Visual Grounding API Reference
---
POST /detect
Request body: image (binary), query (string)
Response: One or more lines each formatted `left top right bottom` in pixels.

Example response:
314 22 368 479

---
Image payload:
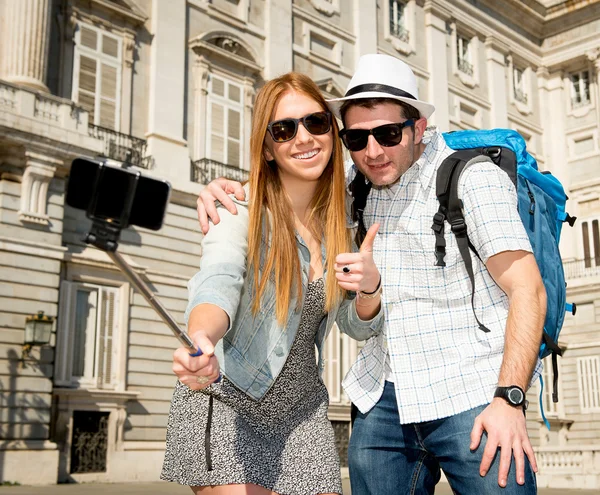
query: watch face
508 387 524 405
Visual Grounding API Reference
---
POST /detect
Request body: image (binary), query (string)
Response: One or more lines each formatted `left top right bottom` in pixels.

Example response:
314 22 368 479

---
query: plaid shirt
343 128 541 424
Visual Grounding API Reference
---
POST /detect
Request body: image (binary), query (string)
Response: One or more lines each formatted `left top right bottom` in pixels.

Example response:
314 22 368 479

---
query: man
196 54 545 494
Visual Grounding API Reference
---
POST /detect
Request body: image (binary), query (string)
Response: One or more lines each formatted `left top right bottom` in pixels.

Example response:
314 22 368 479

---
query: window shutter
73 24 121 129
102 34 119 58
97 288 119 389
74 288 99 381
99 63 117 129
227 109 241 166
577 356 600 412
211 102 225 162
81 26 98 50
77 55 97 120
541 361 558 417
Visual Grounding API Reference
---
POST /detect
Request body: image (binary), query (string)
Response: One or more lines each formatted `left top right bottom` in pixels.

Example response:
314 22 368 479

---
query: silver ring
196 375 210 385
343 265 351 274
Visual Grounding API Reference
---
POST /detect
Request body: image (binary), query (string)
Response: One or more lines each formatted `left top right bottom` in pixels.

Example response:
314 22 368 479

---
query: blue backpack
435 129 576 429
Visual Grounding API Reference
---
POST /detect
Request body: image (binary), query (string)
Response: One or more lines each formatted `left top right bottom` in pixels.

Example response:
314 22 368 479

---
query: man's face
343 102 426 186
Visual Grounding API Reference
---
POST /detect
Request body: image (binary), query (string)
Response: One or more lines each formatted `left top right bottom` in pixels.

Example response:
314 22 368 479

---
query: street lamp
22 311 54 360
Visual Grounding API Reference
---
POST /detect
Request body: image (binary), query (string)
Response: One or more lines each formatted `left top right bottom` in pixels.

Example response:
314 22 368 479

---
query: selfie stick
84 223 202 357
106 250 202 356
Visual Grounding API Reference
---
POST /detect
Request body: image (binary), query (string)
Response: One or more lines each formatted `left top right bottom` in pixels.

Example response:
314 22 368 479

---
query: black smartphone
66 158 171 231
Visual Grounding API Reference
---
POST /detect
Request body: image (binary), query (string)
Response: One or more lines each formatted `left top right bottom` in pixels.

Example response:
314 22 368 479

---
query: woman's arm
185 198 249 333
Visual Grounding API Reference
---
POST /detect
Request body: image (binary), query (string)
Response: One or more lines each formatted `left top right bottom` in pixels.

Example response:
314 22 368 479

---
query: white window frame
570 70 591 109
55 280 129 390
206 73 244 167
451 25 479 88
72 22 122 131
539 359 563 419
577 355 600 412
384 0 415 55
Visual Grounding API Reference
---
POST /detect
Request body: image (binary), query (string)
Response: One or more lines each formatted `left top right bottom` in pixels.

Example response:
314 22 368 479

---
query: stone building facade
0 0 599 489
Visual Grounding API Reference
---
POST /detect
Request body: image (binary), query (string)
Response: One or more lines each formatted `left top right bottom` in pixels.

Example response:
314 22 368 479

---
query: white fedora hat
327 54 435 120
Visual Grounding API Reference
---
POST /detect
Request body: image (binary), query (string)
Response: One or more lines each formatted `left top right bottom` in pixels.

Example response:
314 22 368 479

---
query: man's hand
172 333 221 390
470 398 538 488
334 223 381 293
197 178 246 234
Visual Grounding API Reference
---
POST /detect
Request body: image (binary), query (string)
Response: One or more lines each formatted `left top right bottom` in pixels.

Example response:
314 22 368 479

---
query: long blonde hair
248 72 350 325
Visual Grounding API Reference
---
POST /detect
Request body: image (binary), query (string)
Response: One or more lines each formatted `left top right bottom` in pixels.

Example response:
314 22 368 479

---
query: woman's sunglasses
267 111 332 143
340 119 415 152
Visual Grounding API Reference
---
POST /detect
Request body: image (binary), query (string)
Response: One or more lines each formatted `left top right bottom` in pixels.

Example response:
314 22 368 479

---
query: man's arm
470 249 545 488
197 178 246 233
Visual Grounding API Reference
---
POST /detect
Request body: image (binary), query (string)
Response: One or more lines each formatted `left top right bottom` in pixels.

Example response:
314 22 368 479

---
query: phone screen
91 165 136 226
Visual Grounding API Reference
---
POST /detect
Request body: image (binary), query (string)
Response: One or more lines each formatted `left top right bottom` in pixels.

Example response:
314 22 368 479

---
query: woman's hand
197 178 246 234
334 223 381 293
172 333 221 390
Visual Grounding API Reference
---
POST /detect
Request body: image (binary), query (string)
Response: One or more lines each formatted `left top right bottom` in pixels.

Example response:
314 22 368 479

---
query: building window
541 360 560 418
207 74 243 168
581 218 600 268
324 325 342 402
513 67 528 104
56 281 121 389
577 355 600 412
72 23 122 130
571 71 590 108
389 0 408 43
457 35 473 76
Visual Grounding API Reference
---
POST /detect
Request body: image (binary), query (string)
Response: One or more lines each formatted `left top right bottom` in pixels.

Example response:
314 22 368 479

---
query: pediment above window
316 77 345 99
68 0 147 28
190 33 262 76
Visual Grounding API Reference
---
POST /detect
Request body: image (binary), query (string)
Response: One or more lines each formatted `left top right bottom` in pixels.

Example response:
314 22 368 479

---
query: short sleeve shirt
342 128 541 424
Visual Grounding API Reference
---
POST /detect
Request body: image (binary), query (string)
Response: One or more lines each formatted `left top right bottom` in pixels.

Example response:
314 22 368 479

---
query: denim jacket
185 189 383 401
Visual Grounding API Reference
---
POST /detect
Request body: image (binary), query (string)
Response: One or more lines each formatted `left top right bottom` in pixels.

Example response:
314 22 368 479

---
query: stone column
485 37 509 128
264 0 292 78
0 0 52 92
146 0 190 189
424 0 451 130
353 0 377 58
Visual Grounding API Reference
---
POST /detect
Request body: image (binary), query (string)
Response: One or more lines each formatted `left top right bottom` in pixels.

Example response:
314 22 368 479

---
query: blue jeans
348 381 537 495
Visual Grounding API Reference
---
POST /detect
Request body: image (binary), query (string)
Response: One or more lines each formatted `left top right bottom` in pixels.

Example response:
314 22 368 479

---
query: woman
161 73 383 495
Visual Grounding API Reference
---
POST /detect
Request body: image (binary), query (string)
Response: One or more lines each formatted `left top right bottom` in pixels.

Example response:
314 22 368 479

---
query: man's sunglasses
340 119 415 152
267 111 332 143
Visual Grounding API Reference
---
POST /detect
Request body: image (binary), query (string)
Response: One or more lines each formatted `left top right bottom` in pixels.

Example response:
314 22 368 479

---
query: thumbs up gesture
335 223 381 293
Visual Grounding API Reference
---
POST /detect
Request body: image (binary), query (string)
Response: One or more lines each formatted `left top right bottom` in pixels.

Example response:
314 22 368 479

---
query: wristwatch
494 386 528 410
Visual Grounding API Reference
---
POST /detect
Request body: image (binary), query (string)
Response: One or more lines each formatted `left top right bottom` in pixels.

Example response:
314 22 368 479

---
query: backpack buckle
432 211 445 225
450 218 467 236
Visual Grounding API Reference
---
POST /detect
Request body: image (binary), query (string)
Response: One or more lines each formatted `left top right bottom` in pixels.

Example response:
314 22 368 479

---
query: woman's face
264 90 333 185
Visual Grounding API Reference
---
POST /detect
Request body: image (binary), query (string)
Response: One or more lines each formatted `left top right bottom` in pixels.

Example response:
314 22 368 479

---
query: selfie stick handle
106 250 202 356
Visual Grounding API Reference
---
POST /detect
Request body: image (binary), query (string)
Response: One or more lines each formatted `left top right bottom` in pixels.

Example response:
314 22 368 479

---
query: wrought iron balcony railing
458 58 474 77
192 158 249 184
390 23 410 43
563 259 600 279
514 88 528 105
571 97 591 109
89 124 152 169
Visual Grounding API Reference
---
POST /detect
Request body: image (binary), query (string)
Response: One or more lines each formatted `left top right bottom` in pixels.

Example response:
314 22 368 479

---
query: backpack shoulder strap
434 149 492 333
433 150 481 267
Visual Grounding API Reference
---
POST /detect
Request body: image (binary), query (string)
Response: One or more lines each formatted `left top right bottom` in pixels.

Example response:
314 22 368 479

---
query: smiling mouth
366 161 390 169
293 149 320 160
